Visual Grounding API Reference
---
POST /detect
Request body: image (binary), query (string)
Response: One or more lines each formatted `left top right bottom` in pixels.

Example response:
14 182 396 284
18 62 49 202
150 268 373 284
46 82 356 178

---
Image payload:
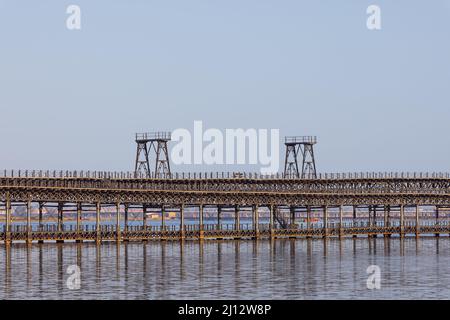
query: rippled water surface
1 237 450 299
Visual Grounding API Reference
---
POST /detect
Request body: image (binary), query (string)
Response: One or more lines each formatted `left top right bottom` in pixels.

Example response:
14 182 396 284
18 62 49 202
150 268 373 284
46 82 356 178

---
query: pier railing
1 170 450 180
3 220 450 243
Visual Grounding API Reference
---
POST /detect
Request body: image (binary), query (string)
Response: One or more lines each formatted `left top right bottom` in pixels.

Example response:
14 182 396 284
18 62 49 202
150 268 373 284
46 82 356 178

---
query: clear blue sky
0 0 449 173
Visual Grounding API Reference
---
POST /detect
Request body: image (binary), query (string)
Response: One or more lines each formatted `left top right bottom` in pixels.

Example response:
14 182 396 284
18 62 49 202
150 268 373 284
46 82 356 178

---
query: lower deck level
2 223 450 243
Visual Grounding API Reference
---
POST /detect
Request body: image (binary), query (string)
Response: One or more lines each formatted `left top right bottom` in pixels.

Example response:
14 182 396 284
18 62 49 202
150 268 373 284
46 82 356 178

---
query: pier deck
1 170 450 243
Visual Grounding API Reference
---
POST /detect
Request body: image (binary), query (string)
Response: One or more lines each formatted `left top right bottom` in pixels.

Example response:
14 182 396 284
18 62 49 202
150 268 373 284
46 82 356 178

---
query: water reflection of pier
0 237 447 299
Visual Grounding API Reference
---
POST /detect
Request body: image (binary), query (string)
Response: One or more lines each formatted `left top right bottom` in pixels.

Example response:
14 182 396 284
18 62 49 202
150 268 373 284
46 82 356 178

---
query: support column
400 204 404 238
352 206 357 238
96 202 101 243
323 205 328 238
436 206 439 225
37 202 44 244
116 202 121 242
38 202 43 231
217 205 221 230
57 202 63 232
435 206 440 237
269 204 274 238
199 204 204 240
370 205 376 238
306 205 311 236
161 205 165 230
385 205 391 238
5 195 11 244
76 203 81 233
76 202 82 243
26 199 31 244
180 204 185 240
415 204 420 238
252 205 255 228
383 205 388 238
235 205 240 231
373 205 377 227
387 205 391 226
124 204 129 234
254 205 259 238
143 204 147 231
339 204 343 238
290 206 295 227
56 202 64 243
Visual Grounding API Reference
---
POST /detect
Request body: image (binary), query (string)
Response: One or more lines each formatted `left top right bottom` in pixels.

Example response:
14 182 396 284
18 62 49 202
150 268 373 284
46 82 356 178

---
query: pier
1 170 450 244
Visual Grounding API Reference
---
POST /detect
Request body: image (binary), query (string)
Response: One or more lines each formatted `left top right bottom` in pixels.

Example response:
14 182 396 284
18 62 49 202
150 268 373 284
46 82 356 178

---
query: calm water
1 237 450 299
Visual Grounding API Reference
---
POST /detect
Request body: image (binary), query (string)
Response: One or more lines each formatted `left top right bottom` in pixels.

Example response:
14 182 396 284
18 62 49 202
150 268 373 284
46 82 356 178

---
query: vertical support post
372 205 377 238
269 204 274 238
199 204 204 239
415 204 420 238
435 205 440 237
290 206 295 227
217 205 221 230
26 199 31 244
161 205 165 230
37 202 44 244
57 202 63 232
400 204 404 238
252 205 255 228
383 205 388 238
96 202 101 243
368 205 372 227
5 194 11 244
75 202 82 243
323 205 328 238
373 205 377 226
436 206 439 225
142 204 147 230
387 205 391 226
76 203 81 233
235 205 240 231
254 205 259 238
124 204 129 233
116 202 121 242
180 204 185 240
384 205 391 238
306 205 311 235
55 203 64 243
339 204 343 238
38 202 43 231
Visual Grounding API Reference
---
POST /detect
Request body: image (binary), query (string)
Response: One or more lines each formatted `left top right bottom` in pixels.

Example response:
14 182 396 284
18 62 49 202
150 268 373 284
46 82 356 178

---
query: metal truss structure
134 132 171 178
0 171 450 243
284 136 317 178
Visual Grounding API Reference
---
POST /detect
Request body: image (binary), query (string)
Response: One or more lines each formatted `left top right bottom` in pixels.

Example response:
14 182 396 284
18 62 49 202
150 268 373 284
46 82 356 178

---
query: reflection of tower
284 136 317 178
134 132 172 178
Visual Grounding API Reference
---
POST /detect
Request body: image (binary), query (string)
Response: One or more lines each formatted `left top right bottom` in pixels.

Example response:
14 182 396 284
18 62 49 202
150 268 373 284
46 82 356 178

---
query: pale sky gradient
0 1 449 173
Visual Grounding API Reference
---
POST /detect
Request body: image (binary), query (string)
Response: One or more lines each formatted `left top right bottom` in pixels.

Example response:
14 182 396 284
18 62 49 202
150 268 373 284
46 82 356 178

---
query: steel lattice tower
134 132 172 178
135 133 151 177
284 136 317 178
